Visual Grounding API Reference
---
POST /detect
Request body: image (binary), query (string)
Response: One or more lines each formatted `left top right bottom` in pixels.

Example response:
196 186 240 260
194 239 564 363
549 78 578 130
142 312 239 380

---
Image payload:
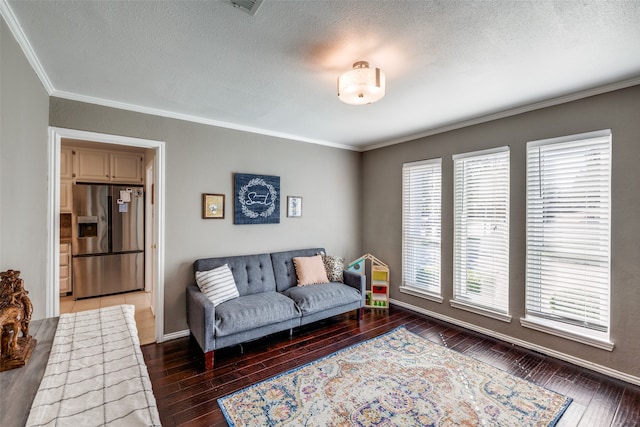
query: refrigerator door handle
107 194 113 253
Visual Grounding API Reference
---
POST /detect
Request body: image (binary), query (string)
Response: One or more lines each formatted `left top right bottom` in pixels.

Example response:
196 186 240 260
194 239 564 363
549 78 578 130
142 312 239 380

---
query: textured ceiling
3 0 640 150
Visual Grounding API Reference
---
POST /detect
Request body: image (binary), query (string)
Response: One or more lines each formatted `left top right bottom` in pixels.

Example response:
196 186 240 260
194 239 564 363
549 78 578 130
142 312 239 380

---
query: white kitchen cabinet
60 147 74 212
73 148 143 184
110 152 144 184
60 242 72 294
60 180 73 213
73 148 110 182
60 147 74 180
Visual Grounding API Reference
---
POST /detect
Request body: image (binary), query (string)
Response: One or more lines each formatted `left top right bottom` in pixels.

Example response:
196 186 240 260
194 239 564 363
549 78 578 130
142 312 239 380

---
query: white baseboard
390 298 640 387
162 329 190 343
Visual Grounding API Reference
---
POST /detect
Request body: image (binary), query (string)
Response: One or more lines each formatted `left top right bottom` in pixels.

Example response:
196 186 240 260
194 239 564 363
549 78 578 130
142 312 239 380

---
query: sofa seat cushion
283 282 361 315
214 291 301 337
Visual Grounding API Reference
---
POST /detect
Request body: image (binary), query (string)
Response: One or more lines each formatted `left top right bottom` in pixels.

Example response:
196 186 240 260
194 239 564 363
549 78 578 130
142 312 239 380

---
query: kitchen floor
60 291 155 345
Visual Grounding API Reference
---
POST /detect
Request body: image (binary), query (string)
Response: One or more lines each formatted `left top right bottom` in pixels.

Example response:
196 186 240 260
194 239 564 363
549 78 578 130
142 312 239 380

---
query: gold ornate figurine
0 269 36 371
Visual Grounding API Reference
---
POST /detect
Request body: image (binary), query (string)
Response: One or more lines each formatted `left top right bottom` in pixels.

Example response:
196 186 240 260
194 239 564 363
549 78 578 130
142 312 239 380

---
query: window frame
451 146 511 322
401 158 443 302
521 129 613 350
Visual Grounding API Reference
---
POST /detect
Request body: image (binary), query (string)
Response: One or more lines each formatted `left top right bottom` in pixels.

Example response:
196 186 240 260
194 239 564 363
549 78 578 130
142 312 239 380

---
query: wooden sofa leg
357 307 364 320
205 350 214 370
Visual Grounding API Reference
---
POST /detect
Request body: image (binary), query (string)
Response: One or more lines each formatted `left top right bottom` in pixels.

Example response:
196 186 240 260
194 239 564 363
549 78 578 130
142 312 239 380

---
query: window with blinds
402 159 442 297
452 147 510 319
524 130 611 344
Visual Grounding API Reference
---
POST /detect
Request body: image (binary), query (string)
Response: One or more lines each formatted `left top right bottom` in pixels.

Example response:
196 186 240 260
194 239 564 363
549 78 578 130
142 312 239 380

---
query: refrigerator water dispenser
77 216 98 238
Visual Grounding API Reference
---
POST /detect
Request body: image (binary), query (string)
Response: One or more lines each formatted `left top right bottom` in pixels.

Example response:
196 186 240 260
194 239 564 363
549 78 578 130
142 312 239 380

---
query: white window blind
402 159 441 296
525 131 611 340
453 147 510 316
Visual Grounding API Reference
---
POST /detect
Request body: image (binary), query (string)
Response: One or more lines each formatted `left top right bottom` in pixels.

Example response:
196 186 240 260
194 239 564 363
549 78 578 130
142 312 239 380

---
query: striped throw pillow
195 264 239 307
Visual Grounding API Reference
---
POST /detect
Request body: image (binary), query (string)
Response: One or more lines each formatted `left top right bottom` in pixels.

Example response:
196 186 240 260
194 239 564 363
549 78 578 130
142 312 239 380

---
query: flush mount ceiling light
337 61 386 105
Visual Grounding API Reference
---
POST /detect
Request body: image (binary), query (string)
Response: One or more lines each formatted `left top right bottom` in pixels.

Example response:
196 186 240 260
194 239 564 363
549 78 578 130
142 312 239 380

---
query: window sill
399 286 443 303
449 299 512 323
520 317 614 351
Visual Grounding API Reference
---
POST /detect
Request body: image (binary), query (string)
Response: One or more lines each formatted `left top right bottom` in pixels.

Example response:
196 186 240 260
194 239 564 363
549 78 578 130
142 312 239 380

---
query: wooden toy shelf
348 254 390 309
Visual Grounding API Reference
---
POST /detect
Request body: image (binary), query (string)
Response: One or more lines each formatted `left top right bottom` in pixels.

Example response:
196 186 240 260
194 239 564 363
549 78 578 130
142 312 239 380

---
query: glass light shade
338 61 386 105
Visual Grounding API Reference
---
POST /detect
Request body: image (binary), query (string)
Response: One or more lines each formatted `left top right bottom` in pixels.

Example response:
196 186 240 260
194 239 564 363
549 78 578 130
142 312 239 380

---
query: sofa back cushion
271 248 325 292
194 253 276 296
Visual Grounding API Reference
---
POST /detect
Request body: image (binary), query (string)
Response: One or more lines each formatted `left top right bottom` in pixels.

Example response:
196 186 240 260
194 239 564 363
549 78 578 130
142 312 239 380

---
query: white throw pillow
195 264 240 307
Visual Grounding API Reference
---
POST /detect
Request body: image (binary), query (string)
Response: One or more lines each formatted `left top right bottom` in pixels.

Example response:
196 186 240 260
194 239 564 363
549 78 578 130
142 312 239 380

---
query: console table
0 318 59 427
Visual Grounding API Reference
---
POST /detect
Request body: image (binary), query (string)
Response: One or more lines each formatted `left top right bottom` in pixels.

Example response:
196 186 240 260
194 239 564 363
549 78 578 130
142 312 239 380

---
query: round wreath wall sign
234 173 280 224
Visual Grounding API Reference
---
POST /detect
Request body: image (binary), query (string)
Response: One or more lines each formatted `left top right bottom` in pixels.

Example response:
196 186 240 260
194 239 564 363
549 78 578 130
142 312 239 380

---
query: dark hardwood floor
142 306 640 427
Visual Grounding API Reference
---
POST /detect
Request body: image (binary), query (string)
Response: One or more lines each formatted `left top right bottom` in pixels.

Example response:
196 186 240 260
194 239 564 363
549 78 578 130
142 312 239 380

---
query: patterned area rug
219 326 571 427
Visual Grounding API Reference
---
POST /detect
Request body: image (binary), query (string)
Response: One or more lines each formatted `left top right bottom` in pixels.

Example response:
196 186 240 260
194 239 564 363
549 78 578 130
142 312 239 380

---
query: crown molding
363 76 640 152
51 89 360 152
0 0 54 93
1 0 357 152
50 76 640 154
4 0 638 153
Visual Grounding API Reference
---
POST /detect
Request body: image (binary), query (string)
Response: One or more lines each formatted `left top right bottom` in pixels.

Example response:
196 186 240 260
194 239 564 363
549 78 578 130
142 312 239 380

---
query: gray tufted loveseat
186 248 365 369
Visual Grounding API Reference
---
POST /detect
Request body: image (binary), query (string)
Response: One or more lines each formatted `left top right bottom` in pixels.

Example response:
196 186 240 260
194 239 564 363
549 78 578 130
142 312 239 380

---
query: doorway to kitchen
60 290 155 345
47 127 165 343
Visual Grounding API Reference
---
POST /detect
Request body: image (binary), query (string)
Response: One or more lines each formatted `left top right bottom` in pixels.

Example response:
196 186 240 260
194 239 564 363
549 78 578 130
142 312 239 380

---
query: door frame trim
47 126 166 342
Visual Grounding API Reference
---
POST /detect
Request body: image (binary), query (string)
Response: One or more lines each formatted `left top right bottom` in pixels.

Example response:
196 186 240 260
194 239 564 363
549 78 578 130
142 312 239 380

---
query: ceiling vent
223 0 264 16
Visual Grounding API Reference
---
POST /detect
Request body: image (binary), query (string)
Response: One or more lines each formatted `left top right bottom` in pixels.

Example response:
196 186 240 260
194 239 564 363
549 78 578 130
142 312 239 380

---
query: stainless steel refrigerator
72 184 144 299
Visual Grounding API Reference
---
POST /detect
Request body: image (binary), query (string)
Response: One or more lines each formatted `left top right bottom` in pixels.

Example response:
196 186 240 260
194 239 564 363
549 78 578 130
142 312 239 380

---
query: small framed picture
287 196 302 218
203 193 225 219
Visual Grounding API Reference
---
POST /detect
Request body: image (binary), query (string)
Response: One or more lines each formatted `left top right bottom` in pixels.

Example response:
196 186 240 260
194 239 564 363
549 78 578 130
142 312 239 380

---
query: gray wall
362 85 640 379
49 98 362 334
5 7 639 380
0 19 50 320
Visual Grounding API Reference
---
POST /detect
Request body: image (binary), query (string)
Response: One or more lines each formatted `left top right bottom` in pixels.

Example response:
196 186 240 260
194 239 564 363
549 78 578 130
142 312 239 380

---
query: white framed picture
287 196 302 218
